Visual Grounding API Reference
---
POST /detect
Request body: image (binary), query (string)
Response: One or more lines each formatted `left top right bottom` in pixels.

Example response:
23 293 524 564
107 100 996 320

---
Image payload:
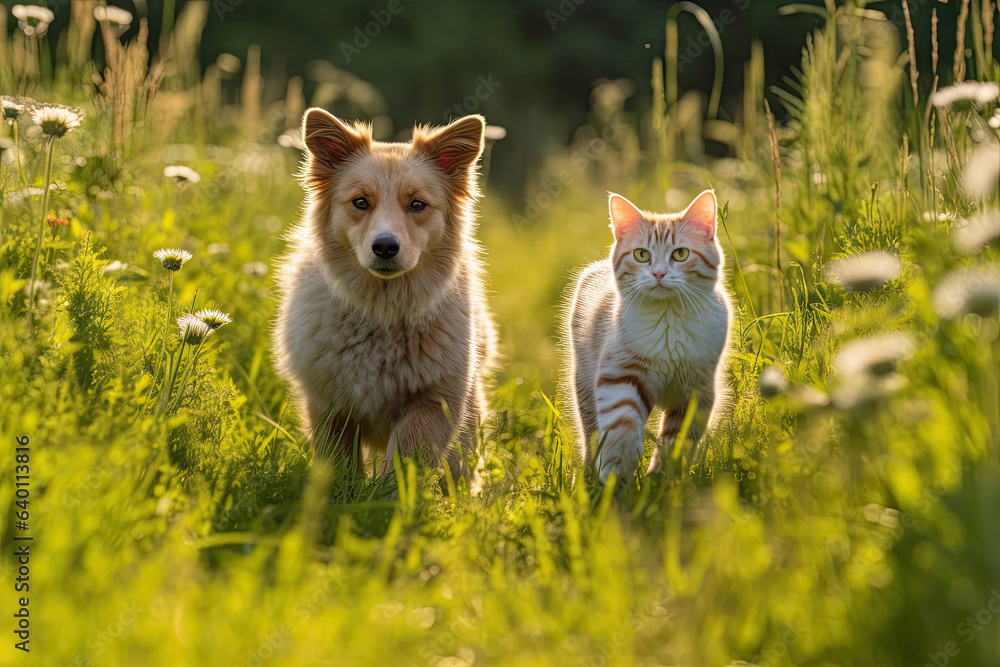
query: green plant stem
26 137 55 325
156 341 187 416
13 120 28 194
147 271 175 404
166 340 206 413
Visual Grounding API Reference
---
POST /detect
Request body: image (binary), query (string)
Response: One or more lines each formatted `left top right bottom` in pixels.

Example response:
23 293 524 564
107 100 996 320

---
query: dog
273 109 496 480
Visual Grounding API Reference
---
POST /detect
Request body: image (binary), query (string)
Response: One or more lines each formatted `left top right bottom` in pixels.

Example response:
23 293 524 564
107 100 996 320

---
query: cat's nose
372 235 400 259
652 268 667 281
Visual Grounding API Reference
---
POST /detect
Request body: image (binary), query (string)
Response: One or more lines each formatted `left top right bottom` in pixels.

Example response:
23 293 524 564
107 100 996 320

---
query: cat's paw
597 439 644 485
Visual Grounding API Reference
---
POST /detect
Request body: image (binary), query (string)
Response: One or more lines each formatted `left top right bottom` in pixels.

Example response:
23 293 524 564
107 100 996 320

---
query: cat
562 190 732 484
272 109 496 480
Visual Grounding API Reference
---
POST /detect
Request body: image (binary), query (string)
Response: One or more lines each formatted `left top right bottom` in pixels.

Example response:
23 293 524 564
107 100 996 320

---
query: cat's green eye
633 248 651 263
672 247 690 261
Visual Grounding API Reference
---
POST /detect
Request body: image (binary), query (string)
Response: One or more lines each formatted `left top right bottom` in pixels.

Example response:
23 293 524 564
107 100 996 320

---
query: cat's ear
302 108 371 172
413 115 486 179
682 190 718 239
608 193 644 240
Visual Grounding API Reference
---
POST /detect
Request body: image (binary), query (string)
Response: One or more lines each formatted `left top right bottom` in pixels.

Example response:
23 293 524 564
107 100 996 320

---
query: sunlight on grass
0 2 999 666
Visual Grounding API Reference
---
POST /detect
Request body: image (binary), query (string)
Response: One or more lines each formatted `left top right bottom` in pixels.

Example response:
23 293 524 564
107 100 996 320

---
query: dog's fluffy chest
327 311 468 414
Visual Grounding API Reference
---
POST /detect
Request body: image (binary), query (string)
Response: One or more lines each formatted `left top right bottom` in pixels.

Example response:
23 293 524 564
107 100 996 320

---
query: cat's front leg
647 389 714 475
593 373 652 484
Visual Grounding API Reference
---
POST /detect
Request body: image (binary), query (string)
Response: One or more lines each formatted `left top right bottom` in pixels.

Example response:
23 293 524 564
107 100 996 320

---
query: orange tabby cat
563 191 732 483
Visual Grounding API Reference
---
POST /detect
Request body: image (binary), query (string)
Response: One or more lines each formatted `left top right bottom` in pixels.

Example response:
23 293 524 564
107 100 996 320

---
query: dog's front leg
379 394 458 476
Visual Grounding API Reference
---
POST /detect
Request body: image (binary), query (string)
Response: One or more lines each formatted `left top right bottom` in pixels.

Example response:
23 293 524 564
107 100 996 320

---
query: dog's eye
352 197 369 210
409 199 427 212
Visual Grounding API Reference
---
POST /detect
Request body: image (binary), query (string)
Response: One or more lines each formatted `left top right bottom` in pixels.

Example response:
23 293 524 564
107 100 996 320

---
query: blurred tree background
8 0 980 201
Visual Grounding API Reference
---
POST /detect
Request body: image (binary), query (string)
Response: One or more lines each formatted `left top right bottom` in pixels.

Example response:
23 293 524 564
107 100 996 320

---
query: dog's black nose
372 235 400 259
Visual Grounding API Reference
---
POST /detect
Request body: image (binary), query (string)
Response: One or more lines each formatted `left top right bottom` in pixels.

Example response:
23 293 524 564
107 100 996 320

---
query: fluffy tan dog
273 110 496 477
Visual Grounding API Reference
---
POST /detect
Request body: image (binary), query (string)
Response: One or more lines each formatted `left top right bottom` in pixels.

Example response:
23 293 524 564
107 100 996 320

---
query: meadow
1 2 1000 665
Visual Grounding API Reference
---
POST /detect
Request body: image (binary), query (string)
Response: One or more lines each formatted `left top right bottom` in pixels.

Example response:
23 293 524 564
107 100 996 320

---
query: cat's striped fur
563 191 731 483
272 110 496 479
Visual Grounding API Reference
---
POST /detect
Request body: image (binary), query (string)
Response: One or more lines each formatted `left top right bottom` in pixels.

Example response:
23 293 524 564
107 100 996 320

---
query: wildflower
832 332 915 409
964 146 1000 197
93 5 132 33
207 242 230 256
931 81 1000 108
242 261 268 277
277 130 305 150
163 165 201 185
933 268 1000 319
30 104 84 139
825 251 901 291
12 5 54 36
835 332 915 379
177 314 213 345
991 110 1000 129
758 366 786 398
195 308 232 331
485 125 507 141
153 248 193 272
953 213 1000 255
1 97 24 125
46 215 68 226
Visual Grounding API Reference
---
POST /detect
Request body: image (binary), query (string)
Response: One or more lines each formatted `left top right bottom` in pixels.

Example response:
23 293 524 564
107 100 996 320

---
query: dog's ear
302 108 370 171
413 115 486 181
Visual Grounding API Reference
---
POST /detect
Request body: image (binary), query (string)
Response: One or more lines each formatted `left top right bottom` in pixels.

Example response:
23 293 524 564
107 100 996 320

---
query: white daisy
832 332 915 408
964 145 1000 197
195 308 232 331
931 81 1000 108
835 332 916 380
12 5 54 36
825 251 901 291
758 366 786 398
242 261 268 277
93 5 132 25
953 213 1000 255
153 248 193 272
30 104 84 139
933 268 1000 319
163 165 201 184
1 97 24 125
177 314 213 345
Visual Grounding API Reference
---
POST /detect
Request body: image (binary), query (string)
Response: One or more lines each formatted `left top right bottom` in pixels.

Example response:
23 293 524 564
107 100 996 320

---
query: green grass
2 3 1000 666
